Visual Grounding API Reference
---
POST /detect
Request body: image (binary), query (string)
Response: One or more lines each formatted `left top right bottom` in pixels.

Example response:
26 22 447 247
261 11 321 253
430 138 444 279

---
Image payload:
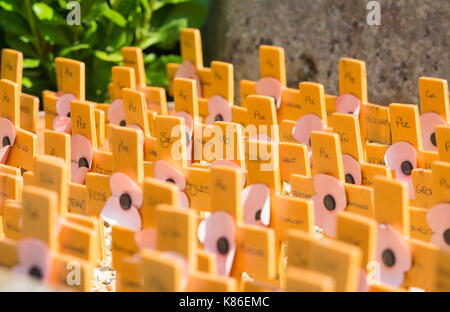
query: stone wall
202 0 449 106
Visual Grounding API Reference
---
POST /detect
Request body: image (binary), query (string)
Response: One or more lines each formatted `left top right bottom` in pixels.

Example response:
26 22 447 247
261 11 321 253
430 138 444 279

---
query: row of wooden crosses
0 28 448 292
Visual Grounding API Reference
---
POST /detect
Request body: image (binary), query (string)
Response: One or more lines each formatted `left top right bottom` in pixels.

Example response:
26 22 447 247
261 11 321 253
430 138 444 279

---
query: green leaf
33 2 54 21
22 76 33 89
94 50 123 63
4 35 37 58
139 0 151 15
19 35 32 43
1 0 212 103
157 17 188 50
153 0 191 11
0 0 25 19
24 68 44 79
42 10 67 25
22 69 55 100
161 54 183 64
109 0 121 10
140 18 187 50
59 44 90 57
147 54 182 87
83 2 109 23
104 25 131 50
83 21 98 45
0 0 15 11
165 1 209 29
149 2 173 28
117 0 139 17
37 22 71 45
103 9 127 27
23 59 40 69
129 10 142 29
193 0 212 8
57 0 68 9
143 53 157 64
87 58 113 102
0 11 29 36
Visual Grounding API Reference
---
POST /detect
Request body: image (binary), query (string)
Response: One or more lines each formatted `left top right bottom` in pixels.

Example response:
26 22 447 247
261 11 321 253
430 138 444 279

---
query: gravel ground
91 223 116 292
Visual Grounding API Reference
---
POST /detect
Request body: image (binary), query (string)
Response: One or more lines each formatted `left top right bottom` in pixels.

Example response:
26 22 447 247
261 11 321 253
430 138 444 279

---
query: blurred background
0 0 448 106
0 0 213 103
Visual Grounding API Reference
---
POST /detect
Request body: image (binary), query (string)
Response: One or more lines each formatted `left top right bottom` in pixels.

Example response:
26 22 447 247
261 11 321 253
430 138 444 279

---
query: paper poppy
135 228 157 250
0 117 16 164
12 238 52 282
255 77 282 109
242 184 270 226
107 99 126 127
154 160 189 209
385 141 417 199
174 60 202 98
420 112 446 152
53 93 76 134
53 116 71 134
311 174 347 237
335 94 361 116
210 159 246 187
342 154 362 185
198 211 236 276
70 134 93 185
205 95 233 124
376 224 412 287
292 114 324 152
426 203 450 250
100 172 143 231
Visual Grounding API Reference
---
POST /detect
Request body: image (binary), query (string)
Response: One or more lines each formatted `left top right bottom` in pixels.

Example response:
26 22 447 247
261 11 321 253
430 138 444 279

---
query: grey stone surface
202 0 450 106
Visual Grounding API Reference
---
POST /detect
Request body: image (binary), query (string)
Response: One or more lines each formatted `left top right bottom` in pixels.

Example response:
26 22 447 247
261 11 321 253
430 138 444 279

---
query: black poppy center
78 157 89 168
400 161 413 176
29 266 43 280
214 114 223 122
382 249 396 267
166 178 175 184
2 136 10 147
323 195 336 211
217 237 229 255
308 137 311 147
444 229 450 246
345 173 355 184
255 209 262 221
119 193 132 210
66 112 71 118
430 132 437 147
119 120 126 127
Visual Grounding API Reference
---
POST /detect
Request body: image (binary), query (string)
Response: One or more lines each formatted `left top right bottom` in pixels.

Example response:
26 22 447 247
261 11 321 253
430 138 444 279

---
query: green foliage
0 0 211 103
